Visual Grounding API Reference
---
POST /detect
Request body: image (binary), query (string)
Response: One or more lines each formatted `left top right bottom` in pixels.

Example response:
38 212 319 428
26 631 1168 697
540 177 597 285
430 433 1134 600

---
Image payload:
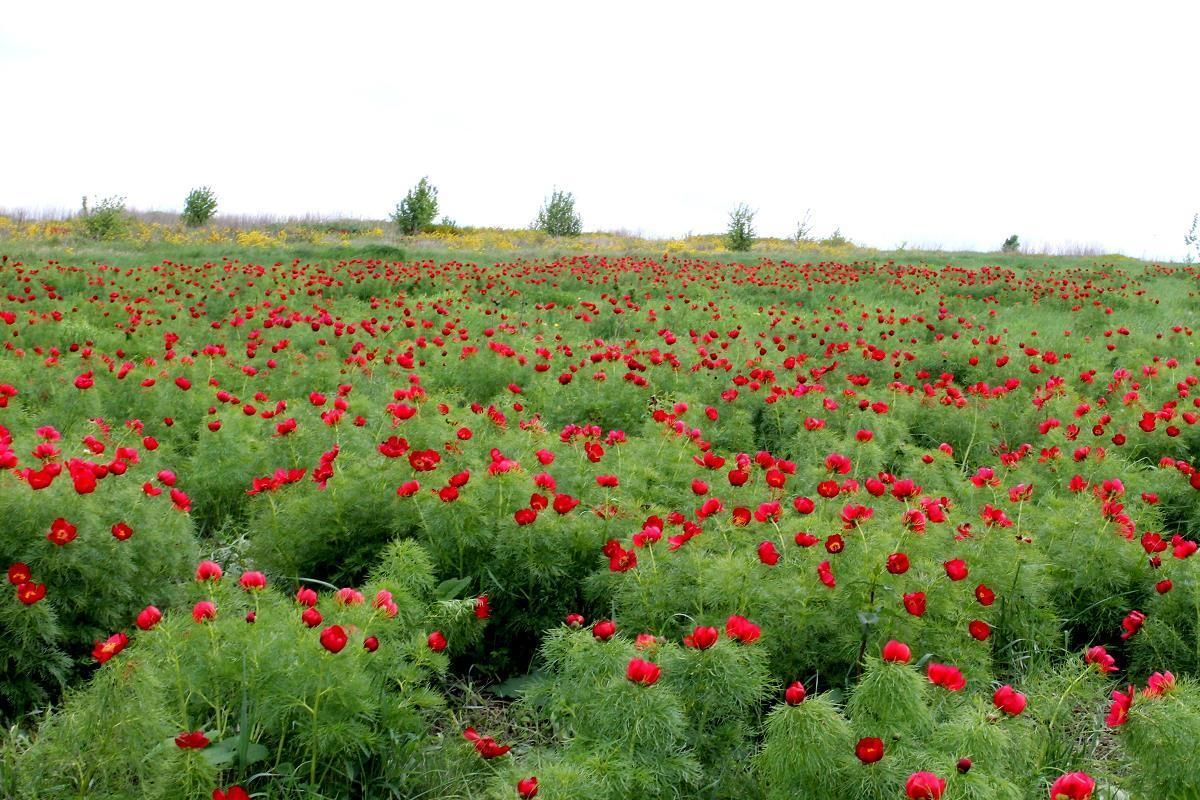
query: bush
79 195 129 240
533 189 582 236
181 187 218 227
391 177 440 235
1002 234 1020 253
727 203 755 251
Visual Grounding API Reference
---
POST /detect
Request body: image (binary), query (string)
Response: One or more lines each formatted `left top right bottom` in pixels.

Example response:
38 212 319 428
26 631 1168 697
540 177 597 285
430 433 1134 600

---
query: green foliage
1002 234 1020 253
726 203 755 251
391 177 440 235
181 187 218 227
14 541 483 800
533 189 582 237
79 195 129 240
1120 676 1200 798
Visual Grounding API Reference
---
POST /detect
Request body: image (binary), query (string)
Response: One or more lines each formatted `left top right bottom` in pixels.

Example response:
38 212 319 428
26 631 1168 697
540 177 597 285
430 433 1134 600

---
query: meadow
1 241 1199 800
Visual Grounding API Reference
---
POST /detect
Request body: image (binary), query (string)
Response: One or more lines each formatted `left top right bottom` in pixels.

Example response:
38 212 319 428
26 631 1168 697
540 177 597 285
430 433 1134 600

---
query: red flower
1143 671 1175 697
174 730 210 749
975 584 995 606
817 560 836 588
213 786 250 800
92 632 129 664
552 493 580 514
8 563 31 585
514 508 537 526
320 625 349 654
784 681 806 705
1106 686 1134 727
111 521 134 540
47 517 77 546
881 639 911 664
409 449 440 471
427 630 448 652
683 625 719 649
903 592 927 617
927 662 966 691
1085 645 1117 673
192 601 217 623
295 587 318 606
239 571 267 591
17 581 46 605
136 605 163 630
905 771 946 799
463 727 512 758
944 559 968 581
968 620 991 641
886 552 910 574
195 560 223 582
516 776 539 798
565 613 585 628
992 685 1027 715
1049 772 1095 800
725 614 761 644
363 635 379 652
593 620 616 641
302 607 323 628
757 540 780 565
855 736 885 764
475 594 491 619
1119 609 1145 640
626 657 662 686
824 534 844 553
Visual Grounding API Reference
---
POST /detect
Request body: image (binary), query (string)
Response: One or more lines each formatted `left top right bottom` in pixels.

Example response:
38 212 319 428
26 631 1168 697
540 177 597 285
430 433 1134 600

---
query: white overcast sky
2 1 1198 259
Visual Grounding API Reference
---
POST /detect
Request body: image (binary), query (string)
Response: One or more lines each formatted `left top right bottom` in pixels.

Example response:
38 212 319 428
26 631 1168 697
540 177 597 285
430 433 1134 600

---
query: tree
1001 234 1020 253
726 204 756 252
534 189 582 236
794 209 815 243
391 177 439 235
79 195 129 240
1185 213 1199 264
181 186 218 227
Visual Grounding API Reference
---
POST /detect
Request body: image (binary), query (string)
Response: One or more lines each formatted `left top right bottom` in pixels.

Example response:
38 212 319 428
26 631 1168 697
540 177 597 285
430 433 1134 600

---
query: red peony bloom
192 601 217 623
903 592 927 617
905 771 946 799
993 684 1027 715
683 625 719 650
302 607 323 628
92 632 129 664
944 559 968 581
1049 772 1095 800
136 605 163 630
195 560 223 582
363 635 379 652
516 776 539 798
1106 686 1134 727
626 657 662 686
975 583 996 606
463 727 511 759
213 786 250 800
1119 609 1145 640
757 540 781 565
8 563 31 585
239 571 267 591
474 594 490 619
886 552 910 574
427 630 448 652
927 663 966 691
725 614 761 644
47 517 77 546
1085 645 1117 673
174 730 210 749
968 620 991 641
784 681 806 705
881 639 911 664
111 521 134 541
565 613 585 628
17 581 46 605
295 587 318 606
1143 670 1175 697
855 736 885 764
320 624 348 653
593 620 616 641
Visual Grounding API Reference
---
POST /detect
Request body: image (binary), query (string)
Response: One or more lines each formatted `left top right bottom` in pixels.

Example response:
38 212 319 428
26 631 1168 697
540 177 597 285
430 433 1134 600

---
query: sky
2 0 1198 260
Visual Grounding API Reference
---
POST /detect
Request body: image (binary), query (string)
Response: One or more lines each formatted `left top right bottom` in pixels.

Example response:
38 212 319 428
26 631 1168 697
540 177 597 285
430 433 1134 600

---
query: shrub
79 195 129 240
181 187 218 227
391 177 440 235
1002 234 1020 253
726 203 755 251
533 189 582 237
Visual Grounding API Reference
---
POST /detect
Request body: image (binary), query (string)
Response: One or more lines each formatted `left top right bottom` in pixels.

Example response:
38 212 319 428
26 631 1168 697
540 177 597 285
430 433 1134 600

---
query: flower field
2 251 1200 799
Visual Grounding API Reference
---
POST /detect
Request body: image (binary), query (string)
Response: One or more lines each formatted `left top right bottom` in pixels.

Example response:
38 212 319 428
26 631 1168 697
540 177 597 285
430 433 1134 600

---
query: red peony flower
593 620 616 641
195 560 223 582
784 681 806 705
320 625 348 653
855 736 885 764
427 630 448 652
17 581 46 605
993 684 1027 715
1085 645 1117 673
881 639 911 663
683 625 719 650
302 607 323 628
7 563 31 585
757 540 781 565
725 614 761 644
47 517 77 546
975 584 996 606
1049 772 1095 800
213 785 250 800
626 657 662 686
1106 686 1134 727
463 727 511 758
968 620 991 641
903 592 927 617
192 601 217 623
927 662 966 691
136 605 163 630
944 559 968 581
516 776 539 798
92 632 129 664
905 771 946 799
1119 609 1145 640
886 552 910 574
111 521 134 540
175 730 210 749
239 571 267 591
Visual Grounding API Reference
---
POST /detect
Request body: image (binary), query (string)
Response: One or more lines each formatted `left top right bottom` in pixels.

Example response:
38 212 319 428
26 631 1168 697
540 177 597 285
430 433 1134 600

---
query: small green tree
726 203 755 251
391 177 440 235
534 189 583 236
181 186 218 227
79 195 129 240
1002 234 1020 253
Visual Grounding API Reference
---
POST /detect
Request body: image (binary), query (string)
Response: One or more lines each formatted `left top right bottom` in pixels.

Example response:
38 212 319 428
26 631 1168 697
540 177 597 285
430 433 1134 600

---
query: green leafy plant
79 195 129 240
181 187 218 227
533 189 582 237
391 177 440 235
726 203 755 251
1002 234 1021 253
